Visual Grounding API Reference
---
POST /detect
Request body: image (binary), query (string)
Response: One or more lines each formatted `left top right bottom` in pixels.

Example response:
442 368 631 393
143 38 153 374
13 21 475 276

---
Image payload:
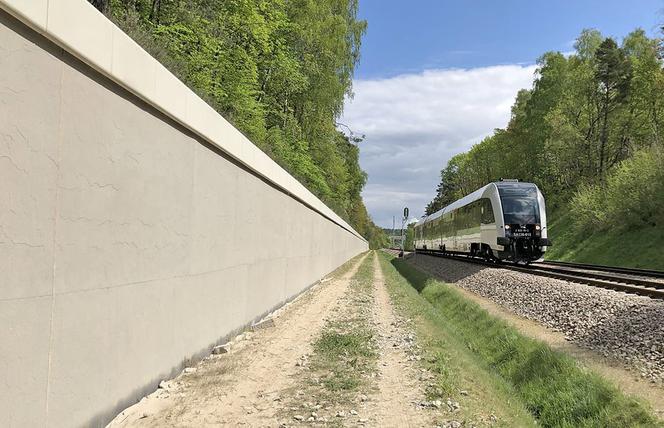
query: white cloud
341 65 537 227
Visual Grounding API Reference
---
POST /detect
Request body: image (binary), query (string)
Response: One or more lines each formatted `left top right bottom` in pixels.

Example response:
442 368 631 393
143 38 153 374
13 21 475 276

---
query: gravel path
407 254 664 384
370 254 433 427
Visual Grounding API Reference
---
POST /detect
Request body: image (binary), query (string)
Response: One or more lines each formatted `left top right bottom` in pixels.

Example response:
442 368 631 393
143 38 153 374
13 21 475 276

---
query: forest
425 28 664 267
88 0 388 248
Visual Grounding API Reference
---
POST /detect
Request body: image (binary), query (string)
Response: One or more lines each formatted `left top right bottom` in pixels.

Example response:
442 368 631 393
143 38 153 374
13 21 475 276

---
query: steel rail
537 260 664 279
414 249 664 300
525 263 664 289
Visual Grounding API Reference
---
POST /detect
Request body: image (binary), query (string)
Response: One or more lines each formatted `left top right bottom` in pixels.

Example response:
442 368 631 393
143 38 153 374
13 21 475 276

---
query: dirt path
369 254 433 427
108 251 445 427
108 253 368 427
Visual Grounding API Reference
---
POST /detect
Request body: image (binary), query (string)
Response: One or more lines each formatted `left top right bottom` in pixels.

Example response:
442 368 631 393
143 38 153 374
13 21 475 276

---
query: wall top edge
0 0 367 243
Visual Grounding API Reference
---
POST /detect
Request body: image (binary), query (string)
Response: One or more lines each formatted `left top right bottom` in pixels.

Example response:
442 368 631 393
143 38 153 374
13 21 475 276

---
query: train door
480 198 497 253
437 217 443 250
450 210 458 251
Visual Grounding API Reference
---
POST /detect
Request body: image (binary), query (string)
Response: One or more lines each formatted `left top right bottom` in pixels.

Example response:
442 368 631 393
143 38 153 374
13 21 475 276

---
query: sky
341 0 664 228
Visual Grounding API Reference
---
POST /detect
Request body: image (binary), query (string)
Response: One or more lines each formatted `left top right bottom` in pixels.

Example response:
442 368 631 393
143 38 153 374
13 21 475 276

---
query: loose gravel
407 254 664 384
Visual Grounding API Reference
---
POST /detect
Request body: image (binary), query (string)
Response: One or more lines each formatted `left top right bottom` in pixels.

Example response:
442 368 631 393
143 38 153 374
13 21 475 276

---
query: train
413 180 551 263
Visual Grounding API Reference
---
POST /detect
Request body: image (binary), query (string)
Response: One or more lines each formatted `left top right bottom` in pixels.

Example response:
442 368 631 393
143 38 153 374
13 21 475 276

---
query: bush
571 146 664 232
569 183 606 233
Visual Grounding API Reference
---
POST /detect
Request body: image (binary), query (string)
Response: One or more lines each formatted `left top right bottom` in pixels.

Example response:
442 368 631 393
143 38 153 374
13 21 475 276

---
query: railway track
413 249 664 299
538 260 664 279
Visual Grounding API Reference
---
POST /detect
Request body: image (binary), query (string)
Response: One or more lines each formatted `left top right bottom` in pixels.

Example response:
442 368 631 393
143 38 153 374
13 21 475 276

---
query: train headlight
504 224 510 230
535 225 541 231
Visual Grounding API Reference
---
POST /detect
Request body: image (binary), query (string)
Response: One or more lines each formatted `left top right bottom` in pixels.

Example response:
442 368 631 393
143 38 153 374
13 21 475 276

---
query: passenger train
413 180 552 263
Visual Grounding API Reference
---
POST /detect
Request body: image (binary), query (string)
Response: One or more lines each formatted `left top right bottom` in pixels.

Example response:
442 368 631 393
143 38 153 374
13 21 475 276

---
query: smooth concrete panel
47 287 115 427
172 264 249 357
0 0 47 31
153 63 187 123
285 256 310 297
46 0 113 74
185 93 243 164
253 182 286 260
190 146 240 274
110 279 177 392
54 61 195 294
0 12 60 300
110 27 156 101
192 265 250 343
0 297 51 427
283 196 304 259
246 258 288 321
233 170 264 265
290 205 314 260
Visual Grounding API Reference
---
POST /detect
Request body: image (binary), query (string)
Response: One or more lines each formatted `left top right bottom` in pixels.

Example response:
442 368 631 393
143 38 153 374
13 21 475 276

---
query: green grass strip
309 253 377 396
546 209 664 270
381 252 661 428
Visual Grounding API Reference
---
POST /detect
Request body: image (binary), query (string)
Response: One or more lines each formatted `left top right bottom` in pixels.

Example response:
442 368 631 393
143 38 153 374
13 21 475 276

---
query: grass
313 329 376 392
545 210 664 270
294 253 378 412
378 251 537 427
311 254 377 394
326 251 371 279
379 251 662 428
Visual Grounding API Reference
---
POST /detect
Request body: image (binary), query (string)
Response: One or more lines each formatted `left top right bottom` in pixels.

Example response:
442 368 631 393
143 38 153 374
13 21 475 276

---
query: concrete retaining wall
0 3 367 427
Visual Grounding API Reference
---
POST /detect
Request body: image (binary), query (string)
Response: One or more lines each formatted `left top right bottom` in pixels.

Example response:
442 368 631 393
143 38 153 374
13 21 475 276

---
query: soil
368 255 433 427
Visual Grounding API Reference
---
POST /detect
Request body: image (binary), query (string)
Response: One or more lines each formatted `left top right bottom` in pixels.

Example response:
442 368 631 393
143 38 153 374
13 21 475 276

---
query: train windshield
498 184 540 225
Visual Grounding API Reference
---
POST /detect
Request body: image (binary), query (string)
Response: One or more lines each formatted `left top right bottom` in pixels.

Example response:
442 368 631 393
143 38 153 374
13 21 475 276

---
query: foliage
89 0 384 243
426 28 664 220
570 146 664 231
403 223 415 251
384 254 661 427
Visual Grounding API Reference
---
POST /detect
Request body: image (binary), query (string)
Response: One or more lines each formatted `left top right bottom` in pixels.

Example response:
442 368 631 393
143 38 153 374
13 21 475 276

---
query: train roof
419 181 538 225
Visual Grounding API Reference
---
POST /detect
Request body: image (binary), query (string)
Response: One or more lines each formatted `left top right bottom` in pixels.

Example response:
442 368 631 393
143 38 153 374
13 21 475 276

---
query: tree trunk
599 91 610 181
149 0 162 23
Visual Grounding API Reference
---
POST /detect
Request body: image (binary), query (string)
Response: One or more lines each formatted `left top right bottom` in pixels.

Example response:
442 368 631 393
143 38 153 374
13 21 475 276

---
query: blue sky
356 0 663 79
342 0 664 228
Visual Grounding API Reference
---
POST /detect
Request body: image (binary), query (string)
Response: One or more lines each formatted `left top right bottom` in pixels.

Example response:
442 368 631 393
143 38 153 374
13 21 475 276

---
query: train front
495 182 551 262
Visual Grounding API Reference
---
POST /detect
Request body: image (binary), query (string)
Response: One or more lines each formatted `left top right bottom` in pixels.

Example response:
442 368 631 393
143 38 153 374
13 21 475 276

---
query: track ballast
414 249 664 300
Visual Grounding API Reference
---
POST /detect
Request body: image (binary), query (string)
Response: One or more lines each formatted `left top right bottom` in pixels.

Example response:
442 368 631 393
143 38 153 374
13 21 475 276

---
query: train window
497 184 540 225
481 198 495 224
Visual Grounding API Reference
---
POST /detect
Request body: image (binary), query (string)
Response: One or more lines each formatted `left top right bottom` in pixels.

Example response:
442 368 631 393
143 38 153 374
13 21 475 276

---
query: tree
595 38 632 179
426 27 662 221
574 29 603 60
425 153 467 215
623 29 664 148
